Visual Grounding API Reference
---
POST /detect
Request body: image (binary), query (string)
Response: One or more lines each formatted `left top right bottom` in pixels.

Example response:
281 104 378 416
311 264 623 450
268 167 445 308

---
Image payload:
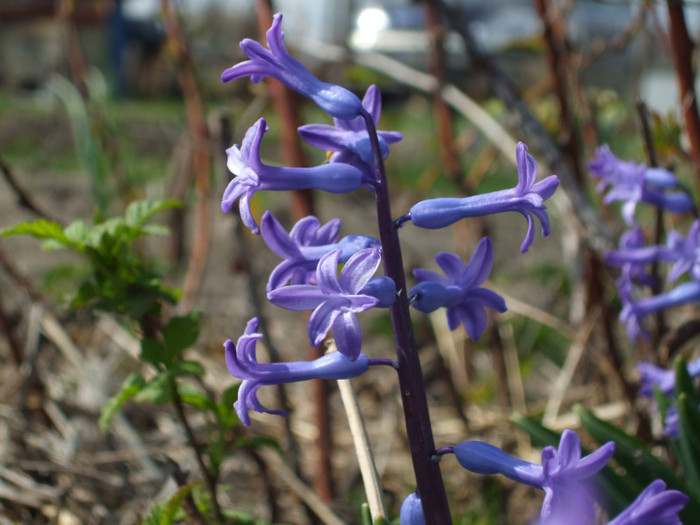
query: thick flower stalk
621 281 700 341
406 142 559 252
298 84 403 177
225 317 372 425
409 237 506 339
453 430 615 525
222 118 364 234
221 13 364 120
589 144 693 225
267 247 394 360
260 210 380 291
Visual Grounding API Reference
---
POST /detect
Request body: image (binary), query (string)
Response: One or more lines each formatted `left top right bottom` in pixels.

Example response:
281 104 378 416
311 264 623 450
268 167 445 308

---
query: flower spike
407 142 559 252
221 13 364 120
222 119 363 233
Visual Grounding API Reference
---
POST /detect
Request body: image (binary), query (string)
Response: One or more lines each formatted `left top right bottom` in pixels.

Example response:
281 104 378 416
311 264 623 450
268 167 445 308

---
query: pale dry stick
542 307 601 428
497 321 529 455
258 447 345 525
492 284 576 340
333 344 388 522
429 311 469 397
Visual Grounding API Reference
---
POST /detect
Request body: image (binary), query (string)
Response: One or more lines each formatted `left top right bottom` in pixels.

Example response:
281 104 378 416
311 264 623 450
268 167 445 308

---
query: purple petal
316 250 343 294
308 300 342 346
267 285 327 310
261 211 302 259
332 311 362 360
339 248 381 293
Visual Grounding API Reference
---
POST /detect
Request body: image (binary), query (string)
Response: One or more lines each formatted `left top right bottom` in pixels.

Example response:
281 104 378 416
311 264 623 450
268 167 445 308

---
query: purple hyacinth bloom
621 281 700 341
607 479 688 525
400 493 426 525
454 430 615 525
260 211 380 291
221 13 364 120
410 238 507 340
638 356 700 400
298 84 403 169
589 144 693 225
267 248 386 360
606 227 658 293
224 317 370 425
408 142 559 252
222 119 364 234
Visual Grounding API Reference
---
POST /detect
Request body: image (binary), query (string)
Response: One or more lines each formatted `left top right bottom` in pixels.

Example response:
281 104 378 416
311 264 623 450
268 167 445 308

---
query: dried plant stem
336 369 387 519
665 0 700 193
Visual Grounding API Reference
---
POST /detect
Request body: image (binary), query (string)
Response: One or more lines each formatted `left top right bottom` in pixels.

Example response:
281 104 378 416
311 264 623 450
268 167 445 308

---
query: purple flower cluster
589 144 693 226
217 13 686 525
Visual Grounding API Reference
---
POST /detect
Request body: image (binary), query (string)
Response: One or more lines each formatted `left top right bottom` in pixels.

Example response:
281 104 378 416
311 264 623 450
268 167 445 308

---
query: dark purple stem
361 109 452 524
434 446 454 457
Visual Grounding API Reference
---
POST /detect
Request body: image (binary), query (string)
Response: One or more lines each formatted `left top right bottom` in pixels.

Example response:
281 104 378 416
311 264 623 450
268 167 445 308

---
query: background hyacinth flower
589 144 693 225
607 479 688 525
298 84 403 174
260 211 380 291
621 281 700 341
407 142 559 253
606 227 658 293
221 13 364 120
453 430 615 525
222 118 364 234
409 238 506 340
267 248 388 360
224 317 370 425
638 357 700 399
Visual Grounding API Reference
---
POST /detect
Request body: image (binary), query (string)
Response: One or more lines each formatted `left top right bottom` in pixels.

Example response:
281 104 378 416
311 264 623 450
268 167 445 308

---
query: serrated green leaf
1 219 72 247
135 373 172 405
140 337 168 367
163 313 201 357
169 360 206 377
178 383 213 411
63 220 88 245
99 373 146 431
124 199 181 228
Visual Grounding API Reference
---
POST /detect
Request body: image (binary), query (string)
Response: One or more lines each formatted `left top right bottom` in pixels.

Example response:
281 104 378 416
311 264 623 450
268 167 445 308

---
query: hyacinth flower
638 356 700 398
267 247 394 360
298 84 403 176
222 118 364 234
409 238 506 339
607 479 688 525
225 317 373 425
221 13 364 120
405 142 559 253
589 144 693 225
399 493 426 525
260 211 380 291
606 221 700 286
621 281 700 341
452 430 615 525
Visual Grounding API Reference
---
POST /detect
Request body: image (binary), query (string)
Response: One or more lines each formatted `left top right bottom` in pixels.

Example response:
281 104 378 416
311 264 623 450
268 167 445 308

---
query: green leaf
124 199 181 228
675 358 699 404
1 219 72 247
178 383 213 411
169 360 206 377
140 481 198 525
163 313 201 358
575 405 683 491
99 373 146 432
63 220 89 245
511 414 559 448
676 392 700 498
140 337 168 367
135 373 172 405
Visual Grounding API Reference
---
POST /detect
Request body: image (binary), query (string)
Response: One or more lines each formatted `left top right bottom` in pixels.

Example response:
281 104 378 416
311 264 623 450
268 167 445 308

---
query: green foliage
140 482 199 525
99 373 146 431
